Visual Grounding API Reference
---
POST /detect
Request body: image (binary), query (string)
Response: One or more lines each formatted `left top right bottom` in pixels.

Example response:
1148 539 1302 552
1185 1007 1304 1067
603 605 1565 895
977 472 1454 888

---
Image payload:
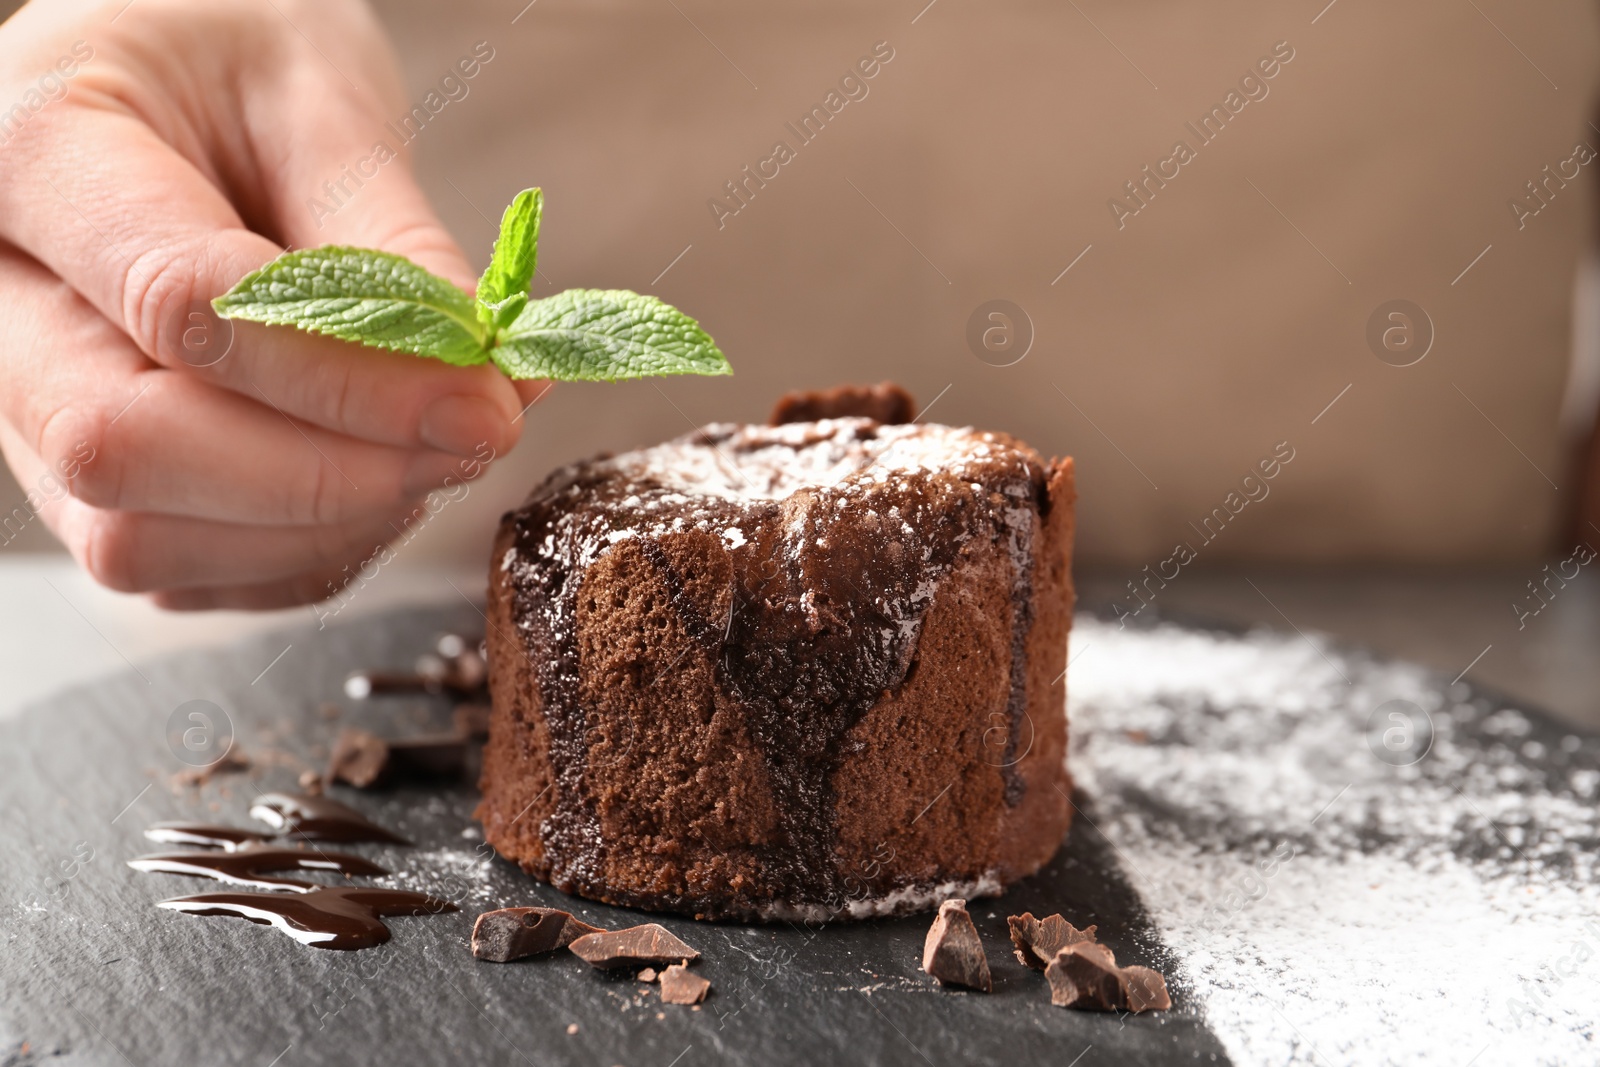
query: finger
252 83 478 291
0 110 520 457
0 245 485 524
1 422 426 592
59 503 414 594
150 566 363 613
52 370 480 525
56 370 480 525
208 0 480 289
0 418 75 548
224 54 531 450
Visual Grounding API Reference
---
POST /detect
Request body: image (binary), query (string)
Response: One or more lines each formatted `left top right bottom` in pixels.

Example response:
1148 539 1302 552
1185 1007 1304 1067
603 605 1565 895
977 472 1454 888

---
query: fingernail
403 452 466 498
419 395 507 457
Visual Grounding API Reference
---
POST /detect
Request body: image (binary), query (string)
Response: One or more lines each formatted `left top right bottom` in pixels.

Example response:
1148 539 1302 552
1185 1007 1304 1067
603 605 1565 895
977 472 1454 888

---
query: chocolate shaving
1121 965 1172 1012
1044 942 1172 1013
658 963 710 1005
1046 942 1124 1010
471 907 603 962
768 381 917 426
328 729 388 788
921 898 992 993
567 924 700 969
1007 911 1097 970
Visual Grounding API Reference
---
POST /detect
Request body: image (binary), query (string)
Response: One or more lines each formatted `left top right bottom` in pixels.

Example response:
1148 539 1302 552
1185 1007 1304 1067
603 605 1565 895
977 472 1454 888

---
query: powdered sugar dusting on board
372 848 499 911
1068 615 1600 1066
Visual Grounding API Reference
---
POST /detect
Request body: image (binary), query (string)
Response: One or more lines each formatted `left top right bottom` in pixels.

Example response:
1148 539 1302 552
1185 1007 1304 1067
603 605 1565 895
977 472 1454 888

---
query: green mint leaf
211 190 733 383
480 292 528 334
490 288 731 381
475 187 542 328
214 248 487 365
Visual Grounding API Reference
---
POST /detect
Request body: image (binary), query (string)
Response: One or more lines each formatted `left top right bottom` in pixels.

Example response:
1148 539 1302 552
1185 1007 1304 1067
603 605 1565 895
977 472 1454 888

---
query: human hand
0 0 543 609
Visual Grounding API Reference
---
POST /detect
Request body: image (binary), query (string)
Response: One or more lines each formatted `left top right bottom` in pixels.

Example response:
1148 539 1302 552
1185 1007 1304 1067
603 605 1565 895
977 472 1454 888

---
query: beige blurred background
3 0 1598 566
2 0 1598 729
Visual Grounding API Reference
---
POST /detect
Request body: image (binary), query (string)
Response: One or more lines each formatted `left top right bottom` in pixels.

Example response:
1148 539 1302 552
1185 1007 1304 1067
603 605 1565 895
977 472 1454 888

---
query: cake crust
479 416 1075 920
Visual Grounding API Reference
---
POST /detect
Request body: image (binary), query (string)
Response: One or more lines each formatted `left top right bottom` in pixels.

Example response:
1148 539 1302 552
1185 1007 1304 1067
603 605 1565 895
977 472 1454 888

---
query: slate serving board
0 602 1231 1067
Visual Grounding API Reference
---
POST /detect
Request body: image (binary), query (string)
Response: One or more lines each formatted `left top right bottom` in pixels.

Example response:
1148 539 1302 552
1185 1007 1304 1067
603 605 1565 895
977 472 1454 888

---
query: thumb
251 86 477 292
259 124 473 289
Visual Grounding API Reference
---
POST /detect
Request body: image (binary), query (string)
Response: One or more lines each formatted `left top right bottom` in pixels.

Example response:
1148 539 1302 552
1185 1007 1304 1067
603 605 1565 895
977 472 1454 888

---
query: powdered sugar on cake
606 418 1017 504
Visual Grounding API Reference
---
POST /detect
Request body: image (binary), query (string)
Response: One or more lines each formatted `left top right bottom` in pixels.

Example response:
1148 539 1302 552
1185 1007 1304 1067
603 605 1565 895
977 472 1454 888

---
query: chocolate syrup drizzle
143 823 271 851
158 887 452 950
129 844 387 892
130 795 451 950
249 792 410 844
504 419 1046 910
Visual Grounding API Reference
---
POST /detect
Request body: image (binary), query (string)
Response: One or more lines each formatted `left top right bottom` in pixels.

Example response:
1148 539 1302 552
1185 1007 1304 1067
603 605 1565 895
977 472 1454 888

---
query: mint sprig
474 187 539 333
212 187 730 382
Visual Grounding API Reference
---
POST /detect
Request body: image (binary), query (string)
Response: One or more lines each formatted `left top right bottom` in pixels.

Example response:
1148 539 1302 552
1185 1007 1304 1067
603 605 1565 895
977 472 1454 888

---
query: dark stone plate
0 604 1226 1067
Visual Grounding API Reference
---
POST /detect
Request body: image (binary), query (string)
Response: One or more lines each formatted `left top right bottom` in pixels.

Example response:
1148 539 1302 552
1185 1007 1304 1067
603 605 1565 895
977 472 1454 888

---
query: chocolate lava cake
478 385 1076 921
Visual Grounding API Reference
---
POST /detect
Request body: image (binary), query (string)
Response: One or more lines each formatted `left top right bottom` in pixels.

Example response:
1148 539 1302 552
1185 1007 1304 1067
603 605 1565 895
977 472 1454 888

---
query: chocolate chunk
921 898 992 993
471 907 603 962
453 703 492 740
567 924 700 969
1046 942 1124 1010
658 963 710 1005
1007 911 1097 970
1121 965 1172 1012
327 729 469 789
768 382 917 426
328 728 389 788
636 967 658 983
